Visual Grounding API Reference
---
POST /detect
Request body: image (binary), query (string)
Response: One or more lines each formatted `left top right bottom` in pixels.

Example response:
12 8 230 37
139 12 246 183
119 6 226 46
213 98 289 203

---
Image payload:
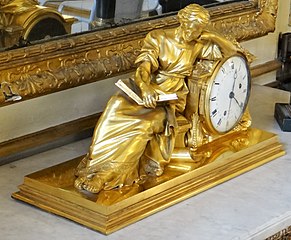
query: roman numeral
210 96 217 101
211 109 217 117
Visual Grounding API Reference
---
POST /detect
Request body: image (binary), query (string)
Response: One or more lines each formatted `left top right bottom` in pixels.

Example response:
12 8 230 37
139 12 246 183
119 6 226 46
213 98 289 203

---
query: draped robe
75 28 207 190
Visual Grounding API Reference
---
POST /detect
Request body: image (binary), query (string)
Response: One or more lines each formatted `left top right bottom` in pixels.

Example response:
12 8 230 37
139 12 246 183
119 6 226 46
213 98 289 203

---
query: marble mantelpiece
0 85 290 240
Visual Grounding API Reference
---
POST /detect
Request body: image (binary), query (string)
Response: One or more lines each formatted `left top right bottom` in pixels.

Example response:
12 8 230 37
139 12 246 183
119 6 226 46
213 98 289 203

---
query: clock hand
234 69 238 80
226 68 238 128
231 69 238 92
229 89 244 109
226 93 233 128
233 95 243 109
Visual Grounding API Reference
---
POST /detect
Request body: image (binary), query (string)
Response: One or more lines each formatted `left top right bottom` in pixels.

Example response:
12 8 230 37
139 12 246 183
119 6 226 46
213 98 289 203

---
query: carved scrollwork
211 0 277 40
0 0 13 7
5 41 141 98
0 0 278 105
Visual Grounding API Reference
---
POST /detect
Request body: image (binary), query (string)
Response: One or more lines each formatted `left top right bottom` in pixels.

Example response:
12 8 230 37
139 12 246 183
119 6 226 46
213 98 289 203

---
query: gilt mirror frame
0 0 278 106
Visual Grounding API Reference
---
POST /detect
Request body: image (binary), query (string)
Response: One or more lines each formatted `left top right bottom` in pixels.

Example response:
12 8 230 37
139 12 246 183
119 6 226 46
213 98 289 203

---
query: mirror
39 0 244 35
0 0 278 106
0 0 246 50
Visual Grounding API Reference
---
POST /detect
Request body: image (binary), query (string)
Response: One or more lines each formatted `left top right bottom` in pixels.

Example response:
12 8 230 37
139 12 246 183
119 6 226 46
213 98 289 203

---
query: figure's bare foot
74 177 86 190
143 159 164 177
82 178 103 193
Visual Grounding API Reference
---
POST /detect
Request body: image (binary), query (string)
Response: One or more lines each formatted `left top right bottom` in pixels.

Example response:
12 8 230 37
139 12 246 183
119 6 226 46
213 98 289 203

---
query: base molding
12 128 285 235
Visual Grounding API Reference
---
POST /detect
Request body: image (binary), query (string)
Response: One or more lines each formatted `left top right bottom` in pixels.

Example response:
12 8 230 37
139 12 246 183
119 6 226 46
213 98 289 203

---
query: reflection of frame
0 0 278 106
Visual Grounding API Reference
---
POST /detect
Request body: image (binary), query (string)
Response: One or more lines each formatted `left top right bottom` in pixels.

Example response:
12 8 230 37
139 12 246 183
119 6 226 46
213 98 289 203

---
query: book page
115 79 178 105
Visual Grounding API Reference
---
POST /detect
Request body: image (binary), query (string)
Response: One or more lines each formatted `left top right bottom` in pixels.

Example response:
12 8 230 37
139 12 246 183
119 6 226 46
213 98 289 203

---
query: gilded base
12 128 285 234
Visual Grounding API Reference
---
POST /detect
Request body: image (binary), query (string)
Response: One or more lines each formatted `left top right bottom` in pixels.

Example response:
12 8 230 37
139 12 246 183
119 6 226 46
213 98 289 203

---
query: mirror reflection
0 0 246 50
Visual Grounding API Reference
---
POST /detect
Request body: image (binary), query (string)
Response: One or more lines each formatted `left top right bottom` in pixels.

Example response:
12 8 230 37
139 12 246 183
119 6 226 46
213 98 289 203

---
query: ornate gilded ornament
11 4 286 234
72 4 253 194
200 55 251 134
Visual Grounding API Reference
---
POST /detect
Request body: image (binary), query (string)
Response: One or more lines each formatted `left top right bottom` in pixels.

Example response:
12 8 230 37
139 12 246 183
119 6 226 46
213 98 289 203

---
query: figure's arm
135 61 158 108
135 61 151 86
134 30 161 109
200 31 238 57
200 30 255 62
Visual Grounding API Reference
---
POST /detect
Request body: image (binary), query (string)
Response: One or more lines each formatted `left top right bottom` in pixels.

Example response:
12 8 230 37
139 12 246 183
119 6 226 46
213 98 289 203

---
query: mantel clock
202 54 251 134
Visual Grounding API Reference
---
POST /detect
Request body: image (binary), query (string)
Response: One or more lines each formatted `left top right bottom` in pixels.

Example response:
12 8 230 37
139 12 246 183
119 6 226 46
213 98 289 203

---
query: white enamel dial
207 55 250 133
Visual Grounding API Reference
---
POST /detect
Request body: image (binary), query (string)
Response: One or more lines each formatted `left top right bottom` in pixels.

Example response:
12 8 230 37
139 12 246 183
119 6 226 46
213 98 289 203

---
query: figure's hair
177 4 210 26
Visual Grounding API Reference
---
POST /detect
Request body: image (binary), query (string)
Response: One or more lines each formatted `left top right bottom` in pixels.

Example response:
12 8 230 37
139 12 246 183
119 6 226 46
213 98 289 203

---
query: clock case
203 55 251 134
181 53 252 151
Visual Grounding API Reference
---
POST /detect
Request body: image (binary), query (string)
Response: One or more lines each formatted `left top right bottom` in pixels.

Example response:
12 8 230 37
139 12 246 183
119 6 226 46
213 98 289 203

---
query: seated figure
74 4 245 193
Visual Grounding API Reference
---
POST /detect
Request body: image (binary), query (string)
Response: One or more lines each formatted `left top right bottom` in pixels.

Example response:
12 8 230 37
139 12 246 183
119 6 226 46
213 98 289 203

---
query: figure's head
177 4 210 42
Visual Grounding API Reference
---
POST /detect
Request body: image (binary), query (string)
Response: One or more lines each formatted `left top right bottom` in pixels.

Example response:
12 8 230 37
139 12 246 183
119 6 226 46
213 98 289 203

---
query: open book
115 79 178 105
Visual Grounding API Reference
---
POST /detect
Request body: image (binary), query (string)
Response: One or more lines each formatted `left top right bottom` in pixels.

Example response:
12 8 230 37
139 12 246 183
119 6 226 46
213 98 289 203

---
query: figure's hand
140 84 158 108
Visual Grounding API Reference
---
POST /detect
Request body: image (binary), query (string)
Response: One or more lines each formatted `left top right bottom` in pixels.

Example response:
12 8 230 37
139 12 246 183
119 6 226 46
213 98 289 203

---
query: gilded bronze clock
201 54 251 135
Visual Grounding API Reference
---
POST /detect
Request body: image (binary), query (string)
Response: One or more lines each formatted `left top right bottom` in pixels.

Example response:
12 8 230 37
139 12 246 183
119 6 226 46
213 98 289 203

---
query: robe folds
75 28 208 190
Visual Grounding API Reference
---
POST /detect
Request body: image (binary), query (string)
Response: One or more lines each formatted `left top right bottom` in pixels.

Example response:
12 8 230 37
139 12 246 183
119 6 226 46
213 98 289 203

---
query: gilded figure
74 4 250 194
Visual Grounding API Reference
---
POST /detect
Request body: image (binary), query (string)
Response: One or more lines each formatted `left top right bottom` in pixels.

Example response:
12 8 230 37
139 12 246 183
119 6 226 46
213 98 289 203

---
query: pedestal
12 128 284 235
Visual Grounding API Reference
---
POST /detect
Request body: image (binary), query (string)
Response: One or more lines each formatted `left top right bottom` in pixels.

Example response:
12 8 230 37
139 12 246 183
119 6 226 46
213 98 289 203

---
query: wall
0 0 290 143
242 0 291 85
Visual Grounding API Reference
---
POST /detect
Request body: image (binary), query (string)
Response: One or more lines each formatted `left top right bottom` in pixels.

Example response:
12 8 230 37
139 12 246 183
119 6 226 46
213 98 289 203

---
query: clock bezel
202 54 251 135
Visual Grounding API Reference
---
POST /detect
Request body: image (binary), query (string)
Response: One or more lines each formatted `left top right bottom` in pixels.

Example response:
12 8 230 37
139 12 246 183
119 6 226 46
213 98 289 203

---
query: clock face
206 55 251 133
